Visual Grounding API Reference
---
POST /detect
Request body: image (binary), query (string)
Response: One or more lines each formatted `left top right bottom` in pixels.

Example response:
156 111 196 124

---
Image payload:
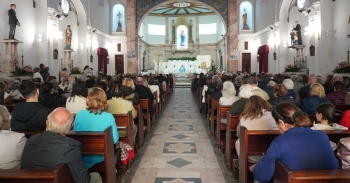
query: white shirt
149 85 160 103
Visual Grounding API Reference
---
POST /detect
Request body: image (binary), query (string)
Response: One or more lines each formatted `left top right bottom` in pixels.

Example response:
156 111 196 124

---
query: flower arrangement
333 61 350 73
285 64 300 72
168 57 196 61
11 65 33 76
71 67 82 74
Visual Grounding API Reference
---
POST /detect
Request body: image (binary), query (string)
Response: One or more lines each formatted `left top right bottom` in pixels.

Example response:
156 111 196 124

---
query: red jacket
340 110 350 129
326 90 348 105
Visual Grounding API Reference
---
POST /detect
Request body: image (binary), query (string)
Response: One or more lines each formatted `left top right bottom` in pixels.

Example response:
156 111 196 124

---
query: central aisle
128 88 231 183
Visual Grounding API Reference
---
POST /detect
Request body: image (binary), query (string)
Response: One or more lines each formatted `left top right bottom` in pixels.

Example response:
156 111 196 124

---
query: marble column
2 40 23 73
196 16 199 44
126 0 138 74
165 17 169 44
227 0 239 73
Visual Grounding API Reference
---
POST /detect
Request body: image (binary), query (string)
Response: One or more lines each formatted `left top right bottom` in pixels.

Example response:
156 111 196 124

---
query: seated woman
8 80 21 101
230 84 254 115
312 103 348 130
39 82 61 110
122 78 140 104
326 81 348 105
208 75 223 99
235 96 278 169
219 81 239 105
301 83 331 114
107 85 137 143
0 105 27 169
66 81 88 114
269 84 294 108
74 87 119 169
253 103 339 182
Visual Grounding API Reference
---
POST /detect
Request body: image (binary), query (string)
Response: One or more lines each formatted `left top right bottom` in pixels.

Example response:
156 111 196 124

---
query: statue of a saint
116 11 123 32
211 60 216 70
292 21 302 45
179 65 186 72
242 9 249 30
8 4 19 39
180 29 186 46
65 25 72 49
290 30 296 46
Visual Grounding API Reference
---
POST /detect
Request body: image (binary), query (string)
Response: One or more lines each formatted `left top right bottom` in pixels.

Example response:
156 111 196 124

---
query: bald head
46 107 73 134
308 74 317 84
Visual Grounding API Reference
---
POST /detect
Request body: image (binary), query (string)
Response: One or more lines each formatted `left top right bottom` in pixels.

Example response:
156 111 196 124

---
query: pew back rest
140 99 149 113
113 111 134 146
274 160 350 183
0 164 74 183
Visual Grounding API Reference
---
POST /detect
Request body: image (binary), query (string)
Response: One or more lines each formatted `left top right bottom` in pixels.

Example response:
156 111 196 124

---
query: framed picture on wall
230 53 238 60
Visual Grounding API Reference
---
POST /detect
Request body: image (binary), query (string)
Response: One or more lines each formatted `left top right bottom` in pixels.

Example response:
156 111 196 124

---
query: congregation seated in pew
74 87 119 169
0 105 27 169
230 84 253 115
21 107 102 183
253 102 338 182
66 80 88 114
11 81 52 131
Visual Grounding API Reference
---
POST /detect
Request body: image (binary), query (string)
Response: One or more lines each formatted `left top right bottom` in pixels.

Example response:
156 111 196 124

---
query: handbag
337 137 350 169
199 101 208 114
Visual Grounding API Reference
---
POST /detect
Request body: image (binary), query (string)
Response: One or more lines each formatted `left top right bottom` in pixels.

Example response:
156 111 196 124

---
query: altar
155 55 211 74
174 72 191 77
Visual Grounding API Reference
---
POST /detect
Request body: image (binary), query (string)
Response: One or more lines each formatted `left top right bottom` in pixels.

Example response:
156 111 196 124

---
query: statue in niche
310 45 315 56
242 9 249 30
8 4 19 39
292 21 302 45
53 49 58 59
65 25 72 50
179 65 186 72
116 11 123 32
180 29 186 46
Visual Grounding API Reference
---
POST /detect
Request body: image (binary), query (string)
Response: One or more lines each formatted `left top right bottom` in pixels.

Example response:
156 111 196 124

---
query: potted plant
285 64 301 72
71 67 82 74
10 65 33 81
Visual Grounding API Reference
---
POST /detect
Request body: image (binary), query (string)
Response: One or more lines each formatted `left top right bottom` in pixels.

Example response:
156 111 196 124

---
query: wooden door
115 55 124 74
242 53 251 73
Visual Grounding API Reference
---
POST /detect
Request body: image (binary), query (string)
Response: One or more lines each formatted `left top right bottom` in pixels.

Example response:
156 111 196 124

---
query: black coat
135 84 154 115
8 9 18 25
39 93 61 110
122 87 140 105
21 131 91 183
208 83 222 99
11 102 52 131
293 24 302 45
299 84 311 101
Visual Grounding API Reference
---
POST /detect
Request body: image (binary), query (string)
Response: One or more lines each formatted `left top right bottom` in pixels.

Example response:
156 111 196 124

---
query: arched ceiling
150 2 214 16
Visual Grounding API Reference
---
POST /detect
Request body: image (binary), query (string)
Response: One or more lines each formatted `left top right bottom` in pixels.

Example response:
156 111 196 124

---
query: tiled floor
127 88 232 183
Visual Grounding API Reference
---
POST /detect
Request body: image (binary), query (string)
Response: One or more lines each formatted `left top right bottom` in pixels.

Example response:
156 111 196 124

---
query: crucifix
154 51 163 73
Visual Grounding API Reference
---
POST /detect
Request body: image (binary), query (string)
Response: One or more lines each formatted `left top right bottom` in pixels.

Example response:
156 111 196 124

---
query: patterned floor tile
167 158 191 168
169 124 193 131
172 134 189 140
163 142 197 154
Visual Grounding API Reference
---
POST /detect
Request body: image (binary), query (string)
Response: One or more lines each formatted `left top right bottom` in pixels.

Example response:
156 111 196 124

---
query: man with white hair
230 84 254 115
21 108 102 183
283 79 300 103
299 74 317 101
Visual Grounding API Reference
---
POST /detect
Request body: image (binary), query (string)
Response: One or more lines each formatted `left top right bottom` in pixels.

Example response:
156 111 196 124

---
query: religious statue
290 30 296 46
65 25 72 49
180 29 186 46
179 65 186 72
242 8 249 30
292 21 302 45
310 45 315 56
53 49 58 59
8 4 19 39
116 11 123 32
210 60 216 70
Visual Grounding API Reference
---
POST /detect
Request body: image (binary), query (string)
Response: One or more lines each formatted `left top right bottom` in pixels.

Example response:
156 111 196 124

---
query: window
148 24 166 35
199 23 217 35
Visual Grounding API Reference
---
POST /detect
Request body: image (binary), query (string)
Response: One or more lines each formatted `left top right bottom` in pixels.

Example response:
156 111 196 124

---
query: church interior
1 0 350 183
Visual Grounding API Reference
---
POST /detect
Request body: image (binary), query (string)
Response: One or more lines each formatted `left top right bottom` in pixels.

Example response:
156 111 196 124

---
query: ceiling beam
193 6 211 11
184 8 190 14
153 7 171 12
188 7 201 13
175 8 181 14
161 8 176 14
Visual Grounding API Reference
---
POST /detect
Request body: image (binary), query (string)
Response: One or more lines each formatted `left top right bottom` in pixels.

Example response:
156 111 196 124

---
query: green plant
71 67 82 74
168 57 196 61
333 62 350 73
285 64 300 72
11 65 33 76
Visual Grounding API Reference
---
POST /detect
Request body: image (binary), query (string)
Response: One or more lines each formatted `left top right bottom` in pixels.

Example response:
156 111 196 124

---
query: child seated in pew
312 103 348 130
253 103 338 183
236 96 278 172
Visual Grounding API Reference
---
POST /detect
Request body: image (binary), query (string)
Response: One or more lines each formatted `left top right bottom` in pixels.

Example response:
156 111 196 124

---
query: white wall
255 0 280 32
81 0 109 34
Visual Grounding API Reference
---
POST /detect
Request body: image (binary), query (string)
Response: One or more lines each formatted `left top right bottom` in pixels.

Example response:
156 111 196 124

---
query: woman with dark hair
8 81 21 101
269 84 294 107
312 103 348 130
74 87 118 169
66 81 88 114
253 103 338 182
323 75 334 95
38 82 60 110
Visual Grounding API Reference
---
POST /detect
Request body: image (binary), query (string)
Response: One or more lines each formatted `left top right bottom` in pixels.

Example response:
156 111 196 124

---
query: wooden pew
140 99 151 134
274 160 350 183
225 112 240 172
113 111 134 148
239 127 350 183
210 98 219 135
153 91 159 119
67 127 116 183
0 164 74 183
206 94 212 125
335 104 350 113
198 86 203 106
133 104 144 147
215 104 232 149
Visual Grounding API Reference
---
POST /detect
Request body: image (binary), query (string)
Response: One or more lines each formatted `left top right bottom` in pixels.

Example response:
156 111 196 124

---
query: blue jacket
301 96 331 114
254 127 338 182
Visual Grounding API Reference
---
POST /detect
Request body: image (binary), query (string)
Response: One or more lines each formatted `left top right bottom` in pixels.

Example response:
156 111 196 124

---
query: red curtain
258 45 269 73
97 47 108 74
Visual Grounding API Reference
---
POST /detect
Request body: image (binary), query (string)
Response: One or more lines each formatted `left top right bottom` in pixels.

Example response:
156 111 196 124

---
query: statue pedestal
61 49 74 73
2 39 23 74
291 45 307 69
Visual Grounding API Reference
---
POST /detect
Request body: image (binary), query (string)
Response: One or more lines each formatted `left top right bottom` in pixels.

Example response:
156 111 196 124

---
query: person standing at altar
8 4 19 40
164 66 169 74
293 21 302 45
189 65 194 73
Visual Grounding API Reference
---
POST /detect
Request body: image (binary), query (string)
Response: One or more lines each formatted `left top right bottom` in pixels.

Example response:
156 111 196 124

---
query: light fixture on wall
38 34 42 42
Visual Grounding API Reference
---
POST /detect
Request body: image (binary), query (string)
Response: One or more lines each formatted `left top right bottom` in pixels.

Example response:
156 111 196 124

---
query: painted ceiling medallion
173 3 191 8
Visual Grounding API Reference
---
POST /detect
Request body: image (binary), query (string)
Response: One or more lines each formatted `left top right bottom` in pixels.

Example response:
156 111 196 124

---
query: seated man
11 81 52 131
21 108 102 183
